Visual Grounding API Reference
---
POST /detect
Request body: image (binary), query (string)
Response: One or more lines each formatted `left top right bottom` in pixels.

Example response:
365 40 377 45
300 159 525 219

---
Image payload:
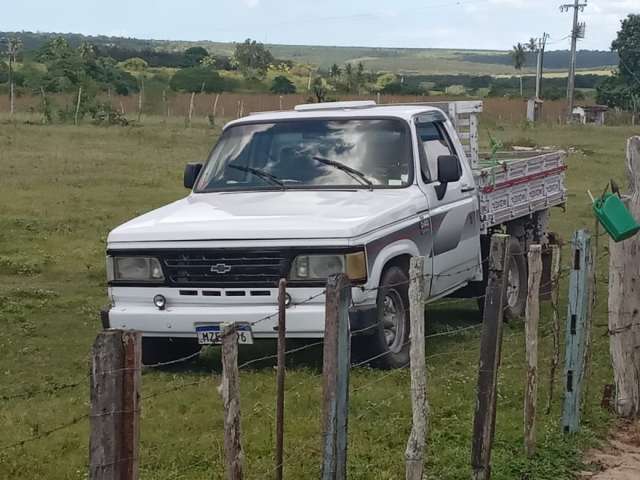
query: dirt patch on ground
580 420 640 479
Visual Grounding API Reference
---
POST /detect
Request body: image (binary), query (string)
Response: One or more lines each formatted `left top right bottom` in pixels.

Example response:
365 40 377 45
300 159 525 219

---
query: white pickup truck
103 100 567 368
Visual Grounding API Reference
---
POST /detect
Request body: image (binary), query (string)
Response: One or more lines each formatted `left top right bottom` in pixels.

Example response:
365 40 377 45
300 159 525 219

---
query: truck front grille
162 250 288 287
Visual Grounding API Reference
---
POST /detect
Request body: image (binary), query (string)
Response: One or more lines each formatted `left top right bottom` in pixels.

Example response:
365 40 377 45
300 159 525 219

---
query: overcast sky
3 0 639 51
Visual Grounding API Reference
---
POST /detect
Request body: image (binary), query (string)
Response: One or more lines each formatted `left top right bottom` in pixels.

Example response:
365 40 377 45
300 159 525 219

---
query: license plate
196 324 254 345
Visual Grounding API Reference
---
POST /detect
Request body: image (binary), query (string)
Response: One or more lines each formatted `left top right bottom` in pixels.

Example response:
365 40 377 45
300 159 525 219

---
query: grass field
0 115 636 479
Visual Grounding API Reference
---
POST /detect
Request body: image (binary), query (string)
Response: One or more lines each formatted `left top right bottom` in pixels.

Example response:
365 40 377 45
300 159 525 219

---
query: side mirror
437 155 462 184
184 163 203 189
434 155 461 200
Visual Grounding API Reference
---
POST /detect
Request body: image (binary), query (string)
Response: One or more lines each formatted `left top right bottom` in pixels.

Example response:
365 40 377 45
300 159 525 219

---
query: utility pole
561 0 587 122
4 36 21 118
535 33 550 100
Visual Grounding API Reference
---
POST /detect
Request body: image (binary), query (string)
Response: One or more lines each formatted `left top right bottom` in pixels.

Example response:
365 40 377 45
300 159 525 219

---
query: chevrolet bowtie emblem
210 263 232 274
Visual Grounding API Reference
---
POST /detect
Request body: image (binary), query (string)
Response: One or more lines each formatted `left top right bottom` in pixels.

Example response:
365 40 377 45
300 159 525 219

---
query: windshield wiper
227 165 286 190
312 156 374 190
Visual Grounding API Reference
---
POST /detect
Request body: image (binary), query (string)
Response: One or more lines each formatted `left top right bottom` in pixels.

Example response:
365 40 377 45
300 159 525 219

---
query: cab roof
224 101 447 128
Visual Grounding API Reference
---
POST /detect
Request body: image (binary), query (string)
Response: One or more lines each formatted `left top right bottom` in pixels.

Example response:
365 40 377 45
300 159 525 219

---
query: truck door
414 114 481 297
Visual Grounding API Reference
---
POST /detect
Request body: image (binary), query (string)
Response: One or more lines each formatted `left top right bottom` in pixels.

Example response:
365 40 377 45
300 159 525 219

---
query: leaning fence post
561 229 592 433
405 256 428 480
275 279 287 480
524 245 542 457
471 234 511 480
220 325 244 480
321 274 351 480
608 136 640 417
90 330 141 480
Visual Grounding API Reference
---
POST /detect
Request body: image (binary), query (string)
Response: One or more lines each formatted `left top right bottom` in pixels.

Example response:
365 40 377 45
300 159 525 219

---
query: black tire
476 236 527 321
504 237 527 321
363 265 411 369
142 337 201 366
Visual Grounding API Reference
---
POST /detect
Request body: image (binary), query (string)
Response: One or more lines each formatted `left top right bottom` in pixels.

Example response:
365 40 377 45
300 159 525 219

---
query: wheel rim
382 290 405 353
506 257 521 309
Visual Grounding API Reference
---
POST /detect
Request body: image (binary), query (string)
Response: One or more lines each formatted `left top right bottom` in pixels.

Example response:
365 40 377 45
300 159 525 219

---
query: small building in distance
572 105 609 125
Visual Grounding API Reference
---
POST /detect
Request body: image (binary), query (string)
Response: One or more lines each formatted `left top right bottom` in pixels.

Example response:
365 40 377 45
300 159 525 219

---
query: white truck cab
103 100 567 368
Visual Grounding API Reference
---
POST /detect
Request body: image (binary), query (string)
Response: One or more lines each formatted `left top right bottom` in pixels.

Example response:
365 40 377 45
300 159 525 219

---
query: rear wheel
477 236 527 321
142 337 201 366
504 237 527 320
362 265 411 369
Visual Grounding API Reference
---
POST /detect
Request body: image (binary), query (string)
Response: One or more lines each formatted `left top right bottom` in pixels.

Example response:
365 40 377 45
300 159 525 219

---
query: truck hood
107 189 424 243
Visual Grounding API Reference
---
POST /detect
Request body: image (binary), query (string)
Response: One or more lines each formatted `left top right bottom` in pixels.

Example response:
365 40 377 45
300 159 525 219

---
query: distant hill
0 31 619 76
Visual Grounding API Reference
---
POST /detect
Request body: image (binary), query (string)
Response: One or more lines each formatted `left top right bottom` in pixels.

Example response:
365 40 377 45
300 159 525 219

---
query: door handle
461 185 475 193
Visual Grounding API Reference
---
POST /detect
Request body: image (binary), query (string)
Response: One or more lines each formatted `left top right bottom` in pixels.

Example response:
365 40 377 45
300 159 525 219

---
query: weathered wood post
405 256 428 480
90 330 141 480
524 245 542 457
609 136 640 417
546 244 562 415
321 274 351 480
187 92 196 128
275 279 287 480
74 86 83 126
562 230 592 433
471 234 511 480
220 325 244 480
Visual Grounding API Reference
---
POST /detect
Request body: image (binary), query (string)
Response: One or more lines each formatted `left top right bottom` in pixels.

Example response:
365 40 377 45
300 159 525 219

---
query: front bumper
101 286 377 339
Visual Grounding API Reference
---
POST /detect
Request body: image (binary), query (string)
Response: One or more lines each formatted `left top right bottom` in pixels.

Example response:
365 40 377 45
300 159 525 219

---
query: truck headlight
107 256 165 282
290 252 366 283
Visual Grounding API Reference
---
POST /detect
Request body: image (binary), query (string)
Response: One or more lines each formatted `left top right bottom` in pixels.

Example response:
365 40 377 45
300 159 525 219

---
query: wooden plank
469 113 480 169
275 279 287 480
471 234 511 480
608 136 640 417
561 230 592 433
546 245 562 415
405 257 428 480
220 325 244 480
90 330 140 480
321 274 351 480
524 245 542 457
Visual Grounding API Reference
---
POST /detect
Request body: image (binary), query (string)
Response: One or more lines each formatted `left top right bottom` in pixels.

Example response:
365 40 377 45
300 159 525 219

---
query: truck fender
358 239 421 305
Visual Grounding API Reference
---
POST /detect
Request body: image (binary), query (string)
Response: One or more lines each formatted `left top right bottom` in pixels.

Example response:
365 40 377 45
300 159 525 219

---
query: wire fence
0 238 610 480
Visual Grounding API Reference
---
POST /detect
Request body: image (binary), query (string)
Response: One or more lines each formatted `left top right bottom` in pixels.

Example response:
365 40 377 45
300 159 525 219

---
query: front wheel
359 265 411 370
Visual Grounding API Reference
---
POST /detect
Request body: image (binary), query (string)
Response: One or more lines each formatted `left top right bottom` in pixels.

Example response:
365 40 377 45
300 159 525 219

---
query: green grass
0 117 635 479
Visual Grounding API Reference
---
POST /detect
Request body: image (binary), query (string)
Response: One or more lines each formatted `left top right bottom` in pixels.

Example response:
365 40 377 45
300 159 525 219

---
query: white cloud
242 0 260 7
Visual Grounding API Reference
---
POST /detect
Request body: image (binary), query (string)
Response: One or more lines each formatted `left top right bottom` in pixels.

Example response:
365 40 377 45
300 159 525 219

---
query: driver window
415 121 458 182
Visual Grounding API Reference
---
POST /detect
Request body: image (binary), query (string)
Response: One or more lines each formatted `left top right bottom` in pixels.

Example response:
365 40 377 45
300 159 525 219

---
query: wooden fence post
275 279 287 480
405 256 428 480
321 274 351 480
524 245 542 457
187 92 196 128
561 230 592 433
546 244 562 415
609 136 640 418
471 234 511 480
220 325 244 480
74 86 82 126
90 330 141 480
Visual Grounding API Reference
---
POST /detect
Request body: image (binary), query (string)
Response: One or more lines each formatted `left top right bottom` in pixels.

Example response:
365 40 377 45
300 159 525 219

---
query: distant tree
184 46 209 67
375 72 398 93
510 43 527 96
200 55 216 68
344 63 354 92
356 62 365 92
270 75 296 94
3 36 22 115
597 14 640 117
329 63 341 78
312 77 330 102
169 66 226 93
527 38 538 53
119 57 149 71
233 39 274 80
612 14 640 88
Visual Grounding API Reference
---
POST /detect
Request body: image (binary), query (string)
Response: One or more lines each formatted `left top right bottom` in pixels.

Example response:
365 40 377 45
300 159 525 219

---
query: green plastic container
593 193 640 242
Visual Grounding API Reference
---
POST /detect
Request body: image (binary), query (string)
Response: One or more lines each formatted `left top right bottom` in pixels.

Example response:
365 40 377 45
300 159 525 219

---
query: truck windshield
195 118 413 192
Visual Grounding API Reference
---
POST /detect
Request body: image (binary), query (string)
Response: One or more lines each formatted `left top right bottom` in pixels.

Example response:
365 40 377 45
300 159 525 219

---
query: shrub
270 75 296 94
169 67 226 93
